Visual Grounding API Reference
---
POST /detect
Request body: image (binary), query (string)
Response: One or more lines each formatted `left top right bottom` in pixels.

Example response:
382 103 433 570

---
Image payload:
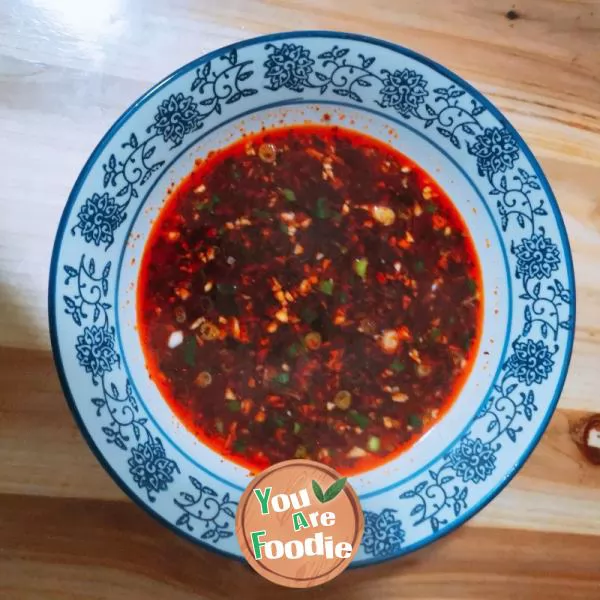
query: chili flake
137 124 482 476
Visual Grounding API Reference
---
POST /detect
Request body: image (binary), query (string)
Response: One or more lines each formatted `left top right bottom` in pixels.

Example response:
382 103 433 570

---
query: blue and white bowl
49 31 575 565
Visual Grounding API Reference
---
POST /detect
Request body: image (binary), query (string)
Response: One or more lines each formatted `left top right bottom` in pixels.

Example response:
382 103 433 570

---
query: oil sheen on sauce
137 125 483 475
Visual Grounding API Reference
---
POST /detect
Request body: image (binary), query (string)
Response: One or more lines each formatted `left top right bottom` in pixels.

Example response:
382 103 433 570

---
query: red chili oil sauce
137 125 483 475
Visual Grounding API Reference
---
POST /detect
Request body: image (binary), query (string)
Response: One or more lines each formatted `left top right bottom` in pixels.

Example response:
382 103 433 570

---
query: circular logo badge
236 459 363 587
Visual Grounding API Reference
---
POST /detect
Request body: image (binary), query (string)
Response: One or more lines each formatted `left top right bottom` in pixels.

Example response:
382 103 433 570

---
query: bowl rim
48 29 576 567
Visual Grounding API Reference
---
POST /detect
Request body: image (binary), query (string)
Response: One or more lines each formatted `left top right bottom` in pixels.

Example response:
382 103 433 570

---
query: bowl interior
117 103 510 495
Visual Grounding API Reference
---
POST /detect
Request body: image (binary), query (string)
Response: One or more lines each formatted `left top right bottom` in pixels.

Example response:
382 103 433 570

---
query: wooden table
1 0 599 597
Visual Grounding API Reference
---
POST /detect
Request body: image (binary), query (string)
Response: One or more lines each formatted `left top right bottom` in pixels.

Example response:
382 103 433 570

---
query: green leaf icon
312 479 325 503
323 477 347 502
312 477 347 503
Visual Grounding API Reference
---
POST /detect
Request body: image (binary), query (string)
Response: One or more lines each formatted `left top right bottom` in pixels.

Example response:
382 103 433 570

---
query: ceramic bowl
49 31 575 565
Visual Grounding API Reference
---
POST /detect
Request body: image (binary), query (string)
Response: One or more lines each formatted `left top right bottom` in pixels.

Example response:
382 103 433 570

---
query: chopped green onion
367 436 381 452
273 372 290 385
349 410 369 430
426 202 437 213
227 400 241 412
182 336 196 367
334 390 352 410
390 359 405 373
339 291 348 304
416 363 432 378
199 322 220 341
319 279 334 295
295 445 308 458
194 194 220 213
195 371 212 388
315 197 330 219
408 414 422 429
466 277 477 294
282 188 296 202
293 422 302 435
233 439 247 452
207 195 220 214
287 343 302 358
430 327 441 341
353 257 368 281
273 415 286 428
279 222 289 234
304 331 322 351
258 143 277 163
414 260 425 273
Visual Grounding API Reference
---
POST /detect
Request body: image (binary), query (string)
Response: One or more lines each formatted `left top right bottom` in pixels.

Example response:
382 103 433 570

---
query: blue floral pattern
379 68 428 117
72 192 127 249
469 127 520 178
505 339 556 385
53 34 574 561
63 255 111 327
174 477 237 541
514 234 561 280
75 325 119 383
62 241 233 536
520 389 538 421
88 50 257 249
448 438 497 484
362 509 405 557
128 438 180 502
151 93 201 147
264 43 315 91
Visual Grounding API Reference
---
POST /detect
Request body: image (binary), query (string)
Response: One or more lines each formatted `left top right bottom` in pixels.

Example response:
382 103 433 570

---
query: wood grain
2 494 600 599
1 0 599 597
